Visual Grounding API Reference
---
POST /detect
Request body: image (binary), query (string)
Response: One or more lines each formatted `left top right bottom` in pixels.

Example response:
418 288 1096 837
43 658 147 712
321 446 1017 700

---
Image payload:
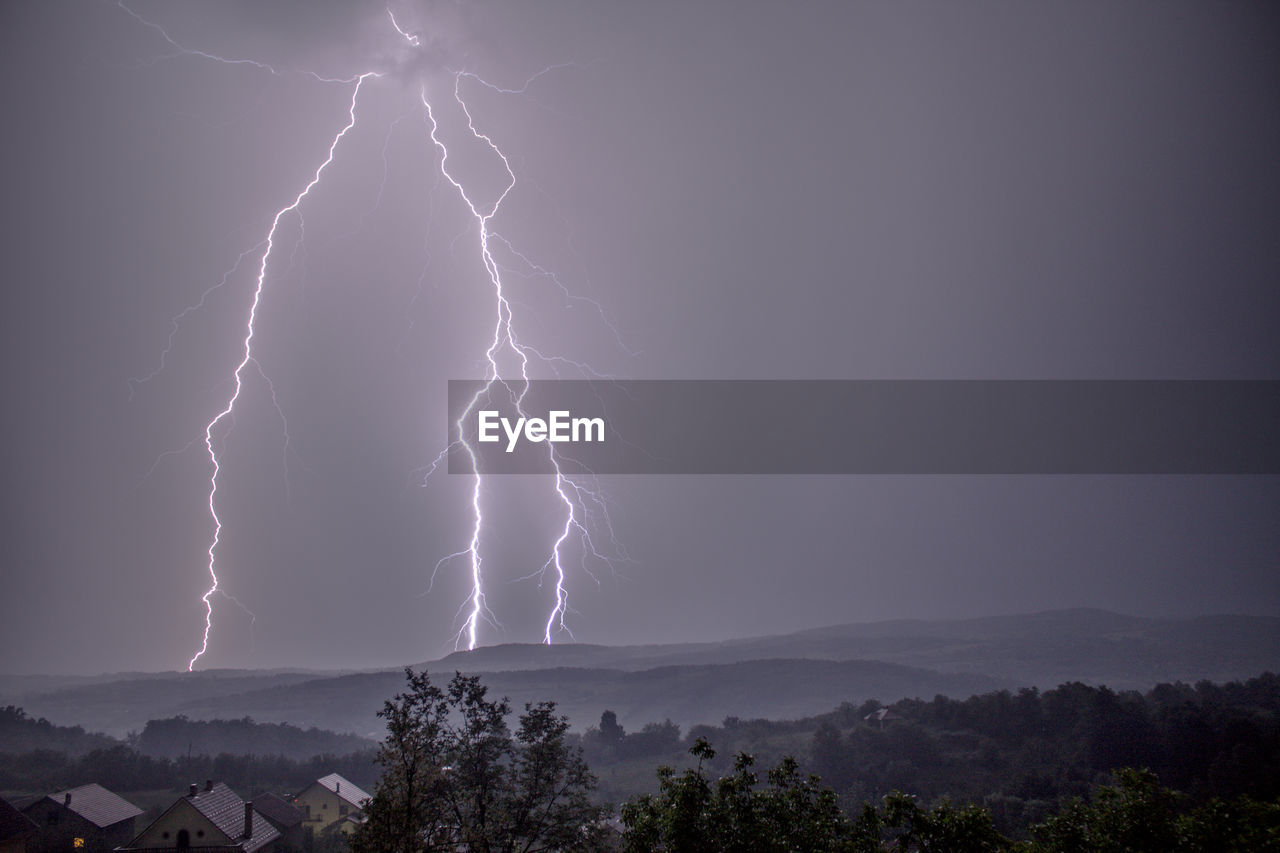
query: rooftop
38 783 142 829
313 773 371 810
185 783 280 853
252 793 303 829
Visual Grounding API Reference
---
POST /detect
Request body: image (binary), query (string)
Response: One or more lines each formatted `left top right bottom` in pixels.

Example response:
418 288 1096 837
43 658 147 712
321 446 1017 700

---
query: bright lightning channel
116 2 383 670
126 3 619 665
387 10 420 47
389 7 621 649
419 73 620 649
189 72 379 671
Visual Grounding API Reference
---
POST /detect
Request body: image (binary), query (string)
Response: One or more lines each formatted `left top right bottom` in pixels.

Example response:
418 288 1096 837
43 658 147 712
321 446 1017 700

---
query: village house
118 781 278 853
292 774 370 839
246 794 303 852
21 783 141 853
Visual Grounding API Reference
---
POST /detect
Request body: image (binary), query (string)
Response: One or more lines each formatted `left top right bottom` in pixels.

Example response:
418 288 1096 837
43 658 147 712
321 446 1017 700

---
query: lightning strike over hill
189 73 377 671
419 71 619 650
123 3 619 667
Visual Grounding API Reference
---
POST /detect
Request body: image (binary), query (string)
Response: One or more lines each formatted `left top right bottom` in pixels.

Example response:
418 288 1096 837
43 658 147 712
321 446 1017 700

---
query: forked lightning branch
122 3 621 668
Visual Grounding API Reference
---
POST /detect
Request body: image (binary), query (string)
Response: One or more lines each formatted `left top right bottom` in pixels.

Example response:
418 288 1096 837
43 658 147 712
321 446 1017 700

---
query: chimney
189 784 198 798
335 781 340 793
205 779 213 792
64 793 71 807
243 802 253 839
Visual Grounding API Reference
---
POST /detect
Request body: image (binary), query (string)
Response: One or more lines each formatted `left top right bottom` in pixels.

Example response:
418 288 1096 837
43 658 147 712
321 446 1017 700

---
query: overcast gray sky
2 0 1278 675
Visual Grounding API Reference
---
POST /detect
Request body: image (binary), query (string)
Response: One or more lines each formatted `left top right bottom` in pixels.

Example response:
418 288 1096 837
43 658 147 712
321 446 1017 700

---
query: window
340 805 348 816
73 839 85 848
177 829 190 851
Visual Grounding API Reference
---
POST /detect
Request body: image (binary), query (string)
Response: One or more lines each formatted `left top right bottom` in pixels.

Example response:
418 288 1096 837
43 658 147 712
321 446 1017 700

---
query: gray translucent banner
446 380 1280 475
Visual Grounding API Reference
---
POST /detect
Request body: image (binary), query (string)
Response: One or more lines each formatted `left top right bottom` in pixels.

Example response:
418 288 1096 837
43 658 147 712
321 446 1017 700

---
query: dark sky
2 0 1278 675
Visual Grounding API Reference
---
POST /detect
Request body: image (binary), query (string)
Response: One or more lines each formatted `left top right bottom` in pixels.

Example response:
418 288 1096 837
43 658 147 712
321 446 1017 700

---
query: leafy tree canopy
351 668 606 853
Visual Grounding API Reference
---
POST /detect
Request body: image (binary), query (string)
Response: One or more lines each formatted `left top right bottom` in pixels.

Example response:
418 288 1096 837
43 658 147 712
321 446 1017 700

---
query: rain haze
2 0 1278 676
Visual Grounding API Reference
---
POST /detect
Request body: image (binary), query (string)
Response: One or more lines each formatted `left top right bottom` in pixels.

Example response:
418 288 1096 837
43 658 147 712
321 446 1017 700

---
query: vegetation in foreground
4 670 1280 849
622 743 1280 851
578 672 1280 835
351 669 604 853
350 669 1280 852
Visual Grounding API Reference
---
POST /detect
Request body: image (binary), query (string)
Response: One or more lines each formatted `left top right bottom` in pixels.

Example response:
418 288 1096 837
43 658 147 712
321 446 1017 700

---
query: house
21 783 141 853
0 797 37 853
328 814 365 837
119 781 279 853
247 795 303 852
292 774 370 838
865 707 904 728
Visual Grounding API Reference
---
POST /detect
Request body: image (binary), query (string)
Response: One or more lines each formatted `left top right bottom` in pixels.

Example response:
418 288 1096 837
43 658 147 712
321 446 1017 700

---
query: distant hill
9 671 340 737
8 660 1007 739
0 705 117 756
135 715 375 759
427 609 1280 689
9 610 1277 737
0 667 353 707
182 658 1012 736
0 704 375 763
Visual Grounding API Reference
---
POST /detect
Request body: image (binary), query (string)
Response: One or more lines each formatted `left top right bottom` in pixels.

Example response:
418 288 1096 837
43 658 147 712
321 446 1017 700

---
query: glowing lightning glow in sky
123 2 618 666
420 73 616 650
385 4 617 650
190 73 378 671
387 10 420 47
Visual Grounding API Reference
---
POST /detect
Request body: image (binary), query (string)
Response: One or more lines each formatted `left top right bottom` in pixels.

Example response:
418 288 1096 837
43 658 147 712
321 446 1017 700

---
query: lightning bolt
419 84 513 650
116 0 357 84
116 2 383 669
189 72 378 671
124 3 621 665
387 10 420 48
419 73 621 648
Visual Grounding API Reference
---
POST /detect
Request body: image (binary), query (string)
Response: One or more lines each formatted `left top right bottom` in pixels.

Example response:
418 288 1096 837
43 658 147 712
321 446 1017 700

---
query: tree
352 668 448 853
620 738 861 852
581 710 626 764
878 792 1012 852
619 739 1028 851
598 711 624 747
352 668 607 853
1027 768 1181 853
1026 767 1280 853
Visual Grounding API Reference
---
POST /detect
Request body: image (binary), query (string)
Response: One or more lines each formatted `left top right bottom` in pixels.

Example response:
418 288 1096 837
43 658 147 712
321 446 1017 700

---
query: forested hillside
578 673 1280 835
135 715 373 759
4 673 1278 840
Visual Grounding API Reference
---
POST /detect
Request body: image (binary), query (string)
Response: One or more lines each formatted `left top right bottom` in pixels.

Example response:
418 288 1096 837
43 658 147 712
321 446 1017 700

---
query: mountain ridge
6 609 1276 737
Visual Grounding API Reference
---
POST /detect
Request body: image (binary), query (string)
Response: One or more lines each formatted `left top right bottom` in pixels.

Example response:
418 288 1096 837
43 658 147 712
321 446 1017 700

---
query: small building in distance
119 781 279 853
865 706 904 728
249 794 303 852
0 797 37 853
293 774 370 839
21 783 141 853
